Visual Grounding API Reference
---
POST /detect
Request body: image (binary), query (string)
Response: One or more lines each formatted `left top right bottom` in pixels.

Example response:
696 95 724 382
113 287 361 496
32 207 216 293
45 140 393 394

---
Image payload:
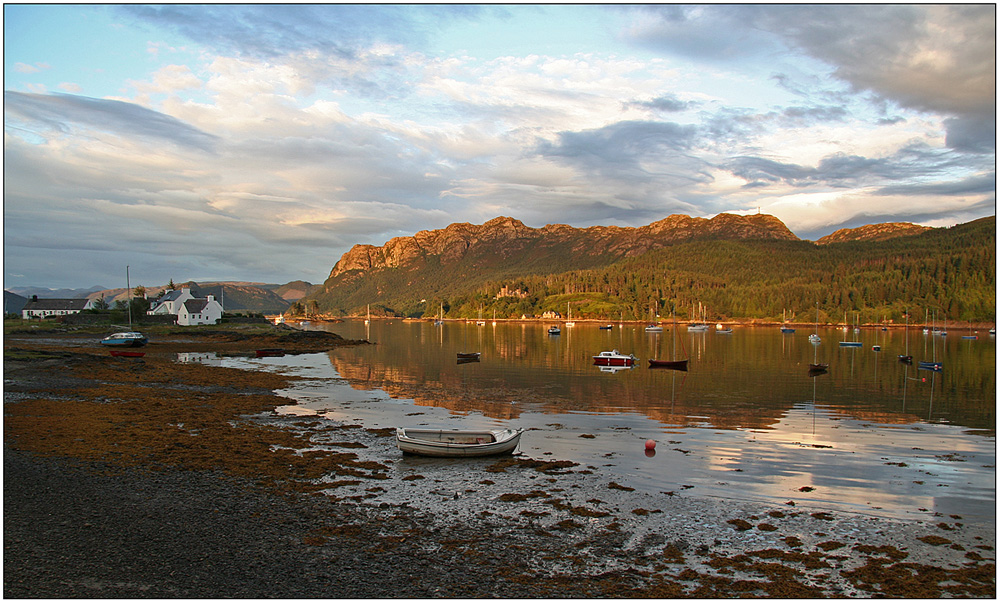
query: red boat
109 350 145 358
648 358 688 371
592 350 637 366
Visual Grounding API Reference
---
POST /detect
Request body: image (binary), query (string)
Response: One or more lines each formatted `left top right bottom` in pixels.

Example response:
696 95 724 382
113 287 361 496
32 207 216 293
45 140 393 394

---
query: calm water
221 320 996 523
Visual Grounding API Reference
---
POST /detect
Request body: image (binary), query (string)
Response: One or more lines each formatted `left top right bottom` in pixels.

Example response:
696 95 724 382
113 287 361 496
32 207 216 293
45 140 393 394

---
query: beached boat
101 266 147 348
109 349 145 358
101 331 148 347
395 427 523 457
593 349 637 366
255 348 285 358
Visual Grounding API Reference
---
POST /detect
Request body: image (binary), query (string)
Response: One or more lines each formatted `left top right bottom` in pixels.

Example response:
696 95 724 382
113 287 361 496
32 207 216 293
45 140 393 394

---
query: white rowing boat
395 427 523 457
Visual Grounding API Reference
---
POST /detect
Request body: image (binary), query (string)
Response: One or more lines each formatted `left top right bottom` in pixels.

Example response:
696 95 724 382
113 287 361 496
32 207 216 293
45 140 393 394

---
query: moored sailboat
101 266 148 349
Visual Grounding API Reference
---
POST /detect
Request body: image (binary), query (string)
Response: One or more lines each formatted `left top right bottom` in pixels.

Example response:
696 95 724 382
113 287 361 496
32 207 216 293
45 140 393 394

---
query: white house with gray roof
21 296 96 319
148 288 196 316
176 296 223 326
148 288 223 326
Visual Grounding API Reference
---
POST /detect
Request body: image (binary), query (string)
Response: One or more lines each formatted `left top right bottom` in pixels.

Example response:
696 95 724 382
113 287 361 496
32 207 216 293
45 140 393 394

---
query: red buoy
644 439 656 450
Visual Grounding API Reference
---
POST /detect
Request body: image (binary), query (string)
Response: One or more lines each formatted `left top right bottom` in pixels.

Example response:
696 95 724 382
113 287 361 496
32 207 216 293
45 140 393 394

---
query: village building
176 296 224 326
540 310 562 319
148 288 224 326
148 288 196 316
495 285 529 299
21 296 95 319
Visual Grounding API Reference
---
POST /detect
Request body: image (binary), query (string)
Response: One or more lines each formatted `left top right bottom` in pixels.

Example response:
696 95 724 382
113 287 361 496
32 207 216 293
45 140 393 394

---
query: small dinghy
395 427 523 457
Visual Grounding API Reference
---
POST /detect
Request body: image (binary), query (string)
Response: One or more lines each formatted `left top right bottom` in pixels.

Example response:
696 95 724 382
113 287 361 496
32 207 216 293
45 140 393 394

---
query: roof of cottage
181 299 210 314
22 298 90 311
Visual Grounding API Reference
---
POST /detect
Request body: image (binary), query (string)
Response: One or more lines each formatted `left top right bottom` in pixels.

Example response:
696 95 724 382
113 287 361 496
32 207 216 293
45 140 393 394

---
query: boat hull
395 428 522 457
839 342 863 347
648 359 688 371
100 333 148 347
593 357 635 366
456 352 481 359
255 348 285 357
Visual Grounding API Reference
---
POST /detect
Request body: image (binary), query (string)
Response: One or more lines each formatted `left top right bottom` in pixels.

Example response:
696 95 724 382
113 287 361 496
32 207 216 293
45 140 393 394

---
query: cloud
625 94 696 113
4 91 219 152
623 5 995 154
3 5 993 288
118 4 484 61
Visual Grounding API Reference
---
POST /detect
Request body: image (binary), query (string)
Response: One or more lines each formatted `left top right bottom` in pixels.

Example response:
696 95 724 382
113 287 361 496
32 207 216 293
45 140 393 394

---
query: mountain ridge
309 214 994 322
330 213 799 278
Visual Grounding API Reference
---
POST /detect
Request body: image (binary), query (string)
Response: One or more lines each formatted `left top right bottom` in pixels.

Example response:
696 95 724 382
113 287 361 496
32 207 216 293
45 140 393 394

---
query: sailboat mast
126 265 133 329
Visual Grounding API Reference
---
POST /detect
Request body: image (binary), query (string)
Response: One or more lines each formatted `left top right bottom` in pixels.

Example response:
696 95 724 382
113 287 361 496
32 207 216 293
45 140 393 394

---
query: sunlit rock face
329 213 801 278
816 222 931 245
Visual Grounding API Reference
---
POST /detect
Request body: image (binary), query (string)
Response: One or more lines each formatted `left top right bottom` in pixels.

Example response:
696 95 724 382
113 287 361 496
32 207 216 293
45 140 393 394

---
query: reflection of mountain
328 352 524 420
321 322 995 432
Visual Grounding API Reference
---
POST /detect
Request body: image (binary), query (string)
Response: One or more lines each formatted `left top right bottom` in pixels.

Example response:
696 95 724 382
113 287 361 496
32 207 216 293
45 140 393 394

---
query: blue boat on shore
100 331 148 347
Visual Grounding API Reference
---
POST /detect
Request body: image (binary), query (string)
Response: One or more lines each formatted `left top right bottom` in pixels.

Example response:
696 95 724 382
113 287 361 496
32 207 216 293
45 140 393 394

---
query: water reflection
314 321 995 433
240 320 994 521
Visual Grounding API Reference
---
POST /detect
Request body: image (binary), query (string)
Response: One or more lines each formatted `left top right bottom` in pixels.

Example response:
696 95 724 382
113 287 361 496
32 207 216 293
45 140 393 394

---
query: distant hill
266 280 316 301
84 281 297 314
305 214 995 323
6 285 106 299
328 214 796 278
817 222 931 245
4 291 28 315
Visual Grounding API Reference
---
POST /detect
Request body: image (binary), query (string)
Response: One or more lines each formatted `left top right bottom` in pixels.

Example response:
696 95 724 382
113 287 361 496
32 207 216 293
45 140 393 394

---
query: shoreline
4 328 995 597
310 316 995 331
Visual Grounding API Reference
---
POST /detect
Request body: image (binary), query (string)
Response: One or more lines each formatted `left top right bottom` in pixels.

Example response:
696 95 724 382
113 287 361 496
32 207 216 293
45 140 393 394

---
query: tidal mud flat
4 328 995 597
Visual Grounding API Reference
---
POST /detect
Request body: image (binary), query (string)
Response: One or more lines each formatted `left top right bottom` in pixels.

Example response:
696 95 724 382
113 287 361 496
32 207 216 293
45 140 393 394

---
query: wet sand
4 326 995 597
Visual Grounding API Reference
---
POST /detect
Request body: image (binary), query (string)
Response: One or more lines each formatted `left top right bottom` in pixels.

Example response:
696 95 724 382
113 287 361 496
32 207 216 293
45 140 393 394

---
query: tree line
312 216 995 324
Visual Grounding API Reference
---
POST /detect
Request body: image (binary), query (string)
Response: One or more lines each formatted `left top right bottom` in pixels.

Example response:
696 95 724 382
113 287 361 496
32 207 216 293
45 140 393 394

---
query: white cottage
21 296 95 319
148 288 196 316
176 295 224 326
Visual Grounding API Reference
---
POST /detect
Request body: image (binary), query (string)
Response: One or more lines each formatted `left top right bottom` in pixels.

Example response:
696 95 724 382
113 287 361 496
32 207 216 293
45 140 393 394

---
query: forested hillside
306 216 995 324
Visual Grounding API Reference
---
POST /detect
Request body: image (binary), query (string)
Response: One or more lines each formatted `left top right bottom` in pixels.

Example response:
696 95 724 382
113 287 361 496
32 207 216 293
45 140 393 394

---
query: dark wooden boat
897 354 913 364
457 352 481 360
648 358 688 371
808 363 829 375
255 348 285 357
109 350 145 358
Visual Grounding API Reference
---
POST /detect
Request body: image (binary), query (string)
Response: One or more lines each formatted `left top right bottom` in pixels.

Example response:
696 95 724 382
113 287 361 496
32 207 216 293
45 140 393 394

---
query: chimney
207 295 215 302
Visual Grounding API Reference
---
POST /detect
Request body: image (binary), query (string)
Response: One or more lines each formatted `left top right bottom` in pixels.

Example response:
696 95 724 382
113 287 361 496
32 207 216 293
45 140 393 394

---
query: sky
3 4 996 290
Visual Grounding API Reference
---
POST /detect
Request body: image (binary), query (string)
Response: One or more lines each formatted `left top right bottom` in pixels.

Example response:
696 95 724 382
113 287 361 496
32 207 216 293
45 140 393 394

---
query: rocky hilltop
330 213 798 278
816 222 931 245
